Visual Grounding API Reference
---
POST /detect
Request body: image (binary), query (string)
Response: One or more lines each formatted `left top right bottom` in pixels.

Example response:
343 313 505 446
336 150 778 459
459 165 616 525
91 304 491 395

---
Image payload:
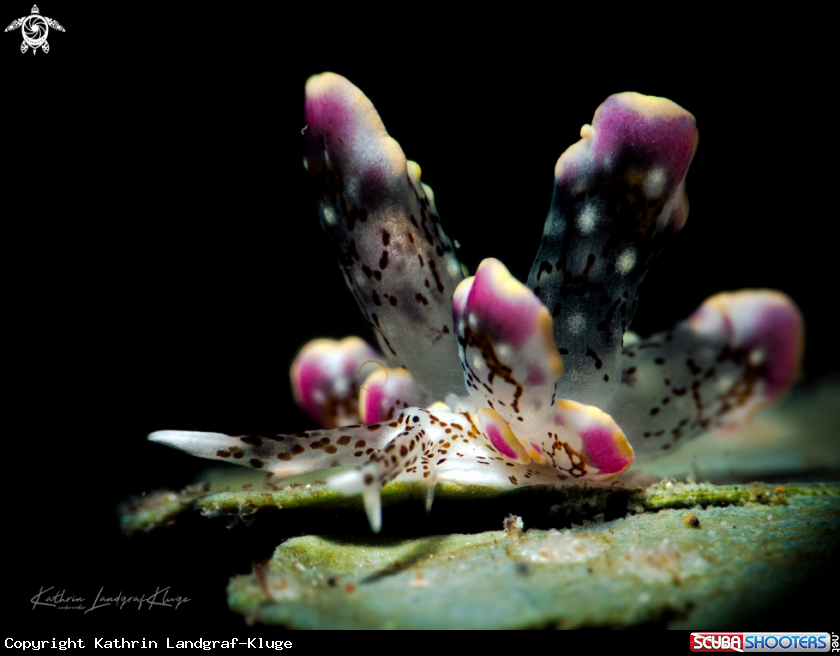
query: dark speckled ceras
528 95 698 408
303 78 466 401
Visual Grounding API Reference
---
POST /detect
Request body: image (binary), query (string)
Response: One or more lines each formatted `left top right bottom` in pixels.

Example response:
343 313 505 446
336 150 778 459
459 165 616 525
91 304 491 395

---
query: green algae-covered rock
226 487 839 629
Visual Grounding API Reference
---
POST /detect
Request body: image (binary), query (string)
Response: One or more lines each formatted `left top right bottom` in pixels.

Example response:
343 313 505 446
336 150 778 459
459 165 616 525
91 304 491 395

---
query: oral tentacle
452 258 563 435
148 422 398 478
605 290 804 461
290 337 384 428
304 72 466 400
528 92 698 408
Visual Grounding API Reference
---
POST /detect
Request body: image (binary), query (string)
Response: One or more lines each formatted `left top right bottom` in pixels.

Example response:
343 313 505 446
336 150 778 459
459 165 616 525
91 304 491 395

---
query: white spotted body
151 399 628 533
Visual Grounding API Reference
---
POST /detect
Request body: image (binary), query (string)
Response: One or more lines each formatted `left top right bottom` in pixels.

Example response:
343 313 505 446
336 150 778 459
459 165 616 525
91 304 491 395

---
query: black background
6 6 837 634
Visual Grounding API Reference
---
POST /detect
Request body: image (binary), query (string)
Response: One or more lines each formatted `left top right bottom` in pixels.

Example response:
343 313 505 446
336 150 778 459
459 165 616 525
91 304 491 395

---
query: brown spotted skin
605 291 804 461
149 424 396 479
150 407 591 496
329 408 589 494
303 73 466 400
609 330 757 458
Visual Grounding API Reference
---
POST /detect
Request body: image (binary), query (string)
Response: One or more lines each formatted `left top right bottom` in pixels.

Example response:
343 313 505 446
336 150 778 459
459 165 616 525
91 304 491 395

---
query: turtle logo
4 5 64 55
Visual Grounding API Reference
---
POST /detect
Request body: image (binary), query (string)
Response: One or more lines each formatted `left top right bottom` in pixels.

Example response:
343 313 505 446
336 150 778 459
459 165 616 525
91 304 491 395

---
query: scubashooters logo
4 5 64 54
690 633 831 653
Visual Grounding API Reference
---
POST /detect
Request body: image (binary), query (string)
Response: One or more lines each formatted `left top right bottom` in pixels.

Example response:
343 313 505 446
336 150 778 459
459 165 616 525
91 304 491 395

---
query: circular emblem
21 14 47 49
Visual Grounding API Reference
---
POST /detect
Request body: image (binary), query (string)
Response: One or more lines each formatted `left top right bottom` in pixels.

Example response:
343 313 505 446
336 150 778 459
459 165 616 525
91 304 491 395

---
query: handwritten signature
30 586 191 613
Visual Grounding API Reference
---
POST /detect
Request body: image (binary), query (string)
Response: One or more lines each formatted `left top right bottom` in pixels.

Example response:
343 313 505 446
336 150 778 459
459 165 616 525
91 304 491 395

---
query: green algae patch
226 492 840 629
275 532 505 578
638 480 795 510
119 485 210 535
120 476 837 534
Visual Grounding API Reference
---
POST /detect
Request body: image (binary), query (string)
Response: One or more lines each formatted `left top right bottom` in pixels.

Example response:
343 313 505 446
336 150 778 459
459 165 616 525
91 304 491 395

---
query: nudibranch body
150 74 804 532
